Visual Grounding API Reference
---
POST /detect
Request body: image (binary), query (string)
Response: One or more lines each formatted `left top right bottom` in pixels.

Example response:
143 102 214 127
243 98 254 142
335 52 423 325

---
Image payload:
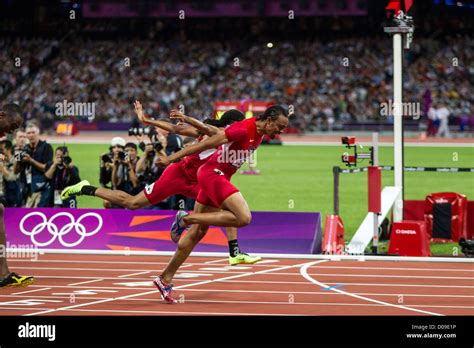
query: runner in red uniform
153 105 290 302
0 103 35 288
62 101 261 265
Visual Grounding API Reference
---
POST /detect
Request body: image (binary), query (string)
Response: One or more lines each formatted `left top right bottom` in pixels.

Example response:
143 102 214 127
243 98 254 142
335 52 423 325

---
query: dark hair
0 140 13 151
204 110 245 128
203 118 219 126
2 103 22 119
258 105 289 121
56 146 69 155
125 142 138 150
219 109 245 126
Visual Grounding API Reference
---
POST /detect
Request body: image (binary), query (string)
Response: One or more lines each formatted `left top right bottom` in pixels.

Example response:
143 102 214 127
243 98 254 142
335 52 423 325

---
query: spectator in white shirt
436 103 451 138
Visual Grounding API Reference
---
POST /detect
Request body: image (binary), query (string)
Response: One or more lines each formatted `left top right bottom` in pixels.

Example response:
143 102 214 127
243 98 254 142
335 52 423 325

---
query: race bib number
26 172 32 185
54 190 62 205
145 183 155 195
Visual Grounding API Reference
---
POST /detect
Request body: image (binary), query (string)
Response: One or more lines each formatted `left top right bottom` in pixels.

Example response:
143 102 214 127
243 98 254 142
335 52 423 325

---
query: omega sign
395 229 417 235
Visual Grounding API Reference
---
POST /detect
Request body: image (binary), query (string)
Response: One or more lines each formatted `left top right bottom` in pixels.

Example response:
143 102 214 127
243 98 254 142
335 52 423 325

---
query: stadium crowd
3 34 472 134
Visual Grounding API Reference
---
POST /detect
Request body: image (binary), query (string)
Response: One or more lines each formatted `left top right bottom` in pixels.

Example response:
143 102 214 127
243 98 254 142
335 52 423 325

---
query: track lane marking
11 288 51 295
25 260 328 316
68 279 104 286
300 261 443 316
117 271 150 278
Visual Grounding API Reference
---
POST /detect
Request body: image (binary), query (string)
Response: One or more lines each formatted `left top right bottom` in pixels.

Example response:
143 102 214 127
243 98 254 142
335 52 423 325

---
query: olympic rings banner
4 208 322 255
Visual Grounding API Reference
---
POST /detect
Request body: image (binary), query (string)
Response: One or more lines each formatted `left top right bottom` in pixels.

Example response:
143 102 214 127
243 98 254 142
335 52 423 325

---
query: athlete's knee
235 211 252 227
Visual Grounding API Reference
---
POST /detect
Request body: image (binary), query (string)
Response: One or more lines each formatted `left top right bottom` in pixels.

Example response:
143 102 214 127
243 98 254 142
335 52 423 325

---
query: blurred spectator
111 142 140 196
14 122 53 207
99 137 126 189
44 146 81 208
427 104 439 137
136 133 170 209
0 140 21 207
12 128 28 205
436 102 451 138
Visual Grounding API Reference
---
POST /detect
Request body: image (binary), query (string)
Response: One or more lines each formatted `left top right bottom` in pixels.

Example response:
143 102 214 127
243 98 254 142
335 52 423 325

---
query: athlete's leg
0 204 10 278
225 227 237 241
94 188 150 210
183 192 252 228
0 204 34 287
161 202 217 283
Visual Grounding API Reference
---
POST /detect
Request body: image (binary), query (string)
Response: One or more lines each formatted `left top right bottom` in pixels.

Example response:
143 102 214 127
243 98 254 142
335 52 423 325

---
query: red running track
0 253 473 316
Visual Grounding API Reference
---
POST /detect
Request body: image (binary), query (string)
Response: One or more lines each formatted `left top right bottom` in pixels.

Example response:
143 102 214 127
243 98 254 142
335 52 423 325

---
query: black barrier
337 166 474 174
332 165 474 215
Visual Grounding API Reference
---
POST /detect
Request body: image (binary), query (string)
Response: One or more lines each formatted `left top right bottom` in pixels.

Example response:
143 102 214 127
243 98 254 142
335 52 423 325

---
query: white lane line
118 271 151 278
12 288 51 295
256 260 280 264
4 289 474 299
9 259 284 268
304 273 474 280
204 258 229 264
62 308 301 316
25 260 327 316
300 261 442 316
314 266 474 272
19 276 474 289
220 280 474 288
0 307 52 311
69 279 104 286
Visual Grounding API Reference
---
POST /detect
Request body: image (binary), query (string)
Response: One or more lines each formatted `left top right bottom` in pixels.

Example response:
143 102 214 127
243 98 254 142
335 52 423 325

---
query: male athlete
0 103 34 288
61 102 261 265
153 105 289 302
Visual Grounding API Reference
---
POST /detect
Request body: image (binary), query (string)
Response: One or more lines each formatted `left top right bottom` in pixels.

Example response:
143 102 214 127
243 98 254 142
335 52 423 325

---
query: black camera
61 156 72 166
14 146 32 162
101 153 113 164
128 126 157 137
117 151 126 161
139 141 163 159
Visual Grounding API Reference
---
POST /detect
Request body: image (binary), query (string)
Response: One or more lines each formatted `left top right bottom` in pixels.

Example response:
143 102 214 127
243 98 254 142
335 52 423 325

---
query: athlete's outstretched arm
169 109 220 137
160 132 228 166
134 101 200 138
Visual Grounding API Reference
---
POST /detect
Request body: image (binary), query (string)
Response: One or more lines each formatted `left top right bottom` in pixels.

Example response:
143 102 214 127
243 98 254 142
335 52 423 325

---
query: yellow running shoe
229 253 262 266
0 273 35 288
61 180 90 200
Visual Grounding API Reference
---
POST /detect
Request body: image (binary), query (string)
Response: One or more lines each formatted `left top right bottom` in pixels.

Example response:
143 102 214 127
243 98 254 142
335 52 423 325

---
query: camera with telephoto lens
139 141 163 159
14 146 33 162
128 126 157 137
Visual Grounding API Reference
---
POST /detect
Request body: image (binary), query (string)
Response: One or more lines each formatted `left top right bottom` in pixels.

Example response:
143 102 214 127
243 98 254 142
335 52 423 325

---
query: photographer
111 142 140 196
44 146 81 208
14 122 53 208
0 140 21 207
13 129 28 205
99 137 126 189
136 133 168 206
